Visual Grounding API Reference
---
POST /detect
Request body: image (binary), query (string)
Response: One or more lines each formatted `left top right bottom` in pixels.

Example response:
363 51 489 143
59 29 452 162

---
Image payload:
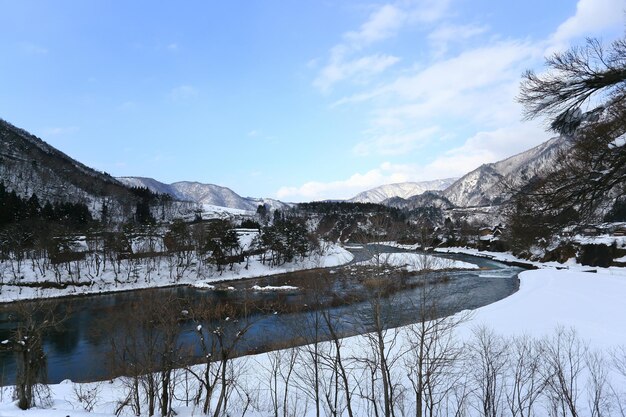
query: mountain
116 176 189 201
349 178 458 204
117 177 290 212
384 191 455 210
0 119 141 219
442 136 570 208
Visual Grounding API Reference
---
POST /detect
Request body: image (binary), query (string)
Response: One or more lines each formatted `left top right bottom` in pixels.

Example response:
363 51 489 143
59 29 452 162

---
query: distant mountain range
441 136 569 207
1 117 571 218
350 136 569 209
117 177 290 212
348 179 457 204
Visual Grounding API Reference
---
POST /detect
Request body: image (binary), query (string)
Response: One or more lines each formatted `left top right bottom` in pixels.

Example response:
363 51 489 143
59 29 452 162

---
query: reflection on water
0 250 521 384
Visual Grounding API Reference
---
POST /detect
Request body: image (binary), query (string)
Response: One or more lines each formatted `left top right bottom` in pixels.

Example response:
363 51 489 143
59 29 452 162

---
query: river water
0 248 522 384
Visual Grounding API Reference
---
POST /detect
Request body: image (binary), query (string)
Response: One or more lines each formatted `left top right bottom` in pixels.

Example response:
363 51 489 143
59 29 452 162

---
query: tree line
3 269 626 417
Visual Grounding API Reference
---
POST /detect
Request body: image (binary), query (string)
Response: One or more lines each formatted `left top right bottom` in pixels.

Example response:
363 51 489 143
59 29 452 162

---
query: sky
0 0 624 202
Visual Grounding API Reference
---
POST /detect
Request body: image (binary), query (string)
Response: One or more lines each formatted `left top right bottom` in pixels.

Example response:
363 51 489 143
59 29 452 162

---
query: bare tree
540 327 586 417
467 326 508 417
519 37 626 134
185 299 255 416
109 295 185 417
0 300 66 410
504 335 545 417
610 346 626 417
585 349 611 417
404 290 469 417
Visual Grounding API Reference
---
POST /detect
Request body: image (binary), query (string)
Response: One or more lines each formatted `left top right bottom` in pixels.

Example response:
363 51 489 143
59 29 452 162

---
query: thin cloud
548 0 625 53
428 23 489 56
170 85 198 101
314 53 400 92
352 126 440 156
18 41 48 56
344 4 406 48
42 126 79 136
276 162 423 201
313 0 452 92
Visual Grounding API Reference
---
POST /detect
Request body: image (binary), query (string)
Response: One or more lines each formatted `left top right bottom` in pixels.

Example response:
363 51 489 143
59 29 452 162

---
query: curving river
0 247 523 385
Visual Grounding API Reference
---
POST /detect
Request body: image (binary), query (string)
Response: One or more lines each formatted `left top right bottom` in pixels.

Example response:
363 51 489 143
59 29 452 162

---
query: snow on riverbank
470 269 626 347
357 252 479 271
435 246 626 275
0 242 353 303
3 265 626 416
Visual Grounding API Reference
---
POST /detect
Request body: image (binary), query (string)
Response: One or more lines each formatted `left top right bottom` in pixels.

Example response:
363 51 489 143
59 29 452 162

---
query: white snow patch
251 285 298 291
357 252 479 271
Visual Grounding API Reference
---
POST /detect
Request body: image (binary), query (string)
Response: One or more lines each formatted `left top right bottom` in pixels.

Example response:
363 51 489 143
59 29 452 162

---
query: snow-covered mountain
442 136 570 207
117 177 290 212
349 178 458 204
384 191 455 210
0 119 142 219
116 177 188 200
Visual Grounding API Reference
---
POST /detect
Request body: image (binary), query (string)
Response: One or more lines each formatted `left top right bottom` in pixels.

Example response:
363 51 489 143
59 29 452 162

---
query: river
0 247 522 385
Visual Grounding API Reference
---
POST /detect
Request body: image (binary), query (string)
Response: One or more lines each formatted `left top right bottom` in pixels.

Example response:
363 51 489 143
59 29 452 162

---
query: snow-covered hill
384 191 455 210
0 119 142 219
116 176 189 201
118 177 290 212
443 136 570 207
349 178 458 204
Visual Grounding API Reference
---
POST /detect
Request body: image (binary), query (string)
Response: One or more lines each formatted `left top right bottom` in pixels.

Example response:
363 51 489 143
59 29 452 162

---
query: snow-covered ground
357 252 479 271
0 241 353 303
435 246 626 276
371 241 421 250
3 252 626 416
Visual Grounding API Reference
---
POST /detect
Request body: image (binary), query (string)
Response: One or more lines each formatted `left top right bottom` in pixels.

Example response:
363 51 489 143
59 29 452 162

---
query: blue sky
1 0 624 201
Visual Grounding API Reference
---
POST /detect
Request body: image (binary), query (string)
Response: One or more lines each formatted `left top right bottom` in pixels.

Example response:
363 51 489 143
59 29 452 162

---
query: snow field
357 251 479 271
0 239 354 303
2 263 626 416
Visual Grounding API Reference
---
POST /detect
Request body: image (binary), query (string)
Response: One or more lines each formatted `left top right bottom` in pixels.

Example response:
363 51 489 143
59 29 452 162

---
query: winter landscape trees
508 35 626 252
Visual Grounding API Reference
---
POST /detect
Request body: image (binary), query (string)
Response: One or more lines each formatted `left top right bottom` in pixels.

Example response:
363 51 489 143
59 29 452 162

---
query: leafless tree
508 35 626 249
610 346 626 417
109 295 185 416
467 326 508 417
185 299 255 416
540 327 586 417
404 293 469 417
1 300 64 410
585 349 611 417
504 335 545 417
519 37 626 134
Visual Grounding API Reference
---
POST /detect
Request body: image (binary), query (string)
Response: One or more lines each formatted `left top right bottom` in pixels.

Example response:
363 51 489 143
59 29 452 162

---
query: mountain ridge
442 136 570 207
348 178 458 204
117 177 290 212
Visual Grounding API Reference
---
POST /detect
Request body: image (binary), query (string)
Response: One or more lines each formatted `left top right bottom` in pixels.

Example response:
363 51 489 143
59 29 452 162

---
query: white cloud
170 85 198 101
421 122 550 179
352 126 440 156
117 101 137 111
278 122 551 202
276 162 423 201
314 53 400 92
18 41 48 56
428 23 488 56
335 40 539 144
344 4 406 48
299 0 622 201
313 0 453 92
405 0 454 24
42 126 79 136
549 0 625 52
